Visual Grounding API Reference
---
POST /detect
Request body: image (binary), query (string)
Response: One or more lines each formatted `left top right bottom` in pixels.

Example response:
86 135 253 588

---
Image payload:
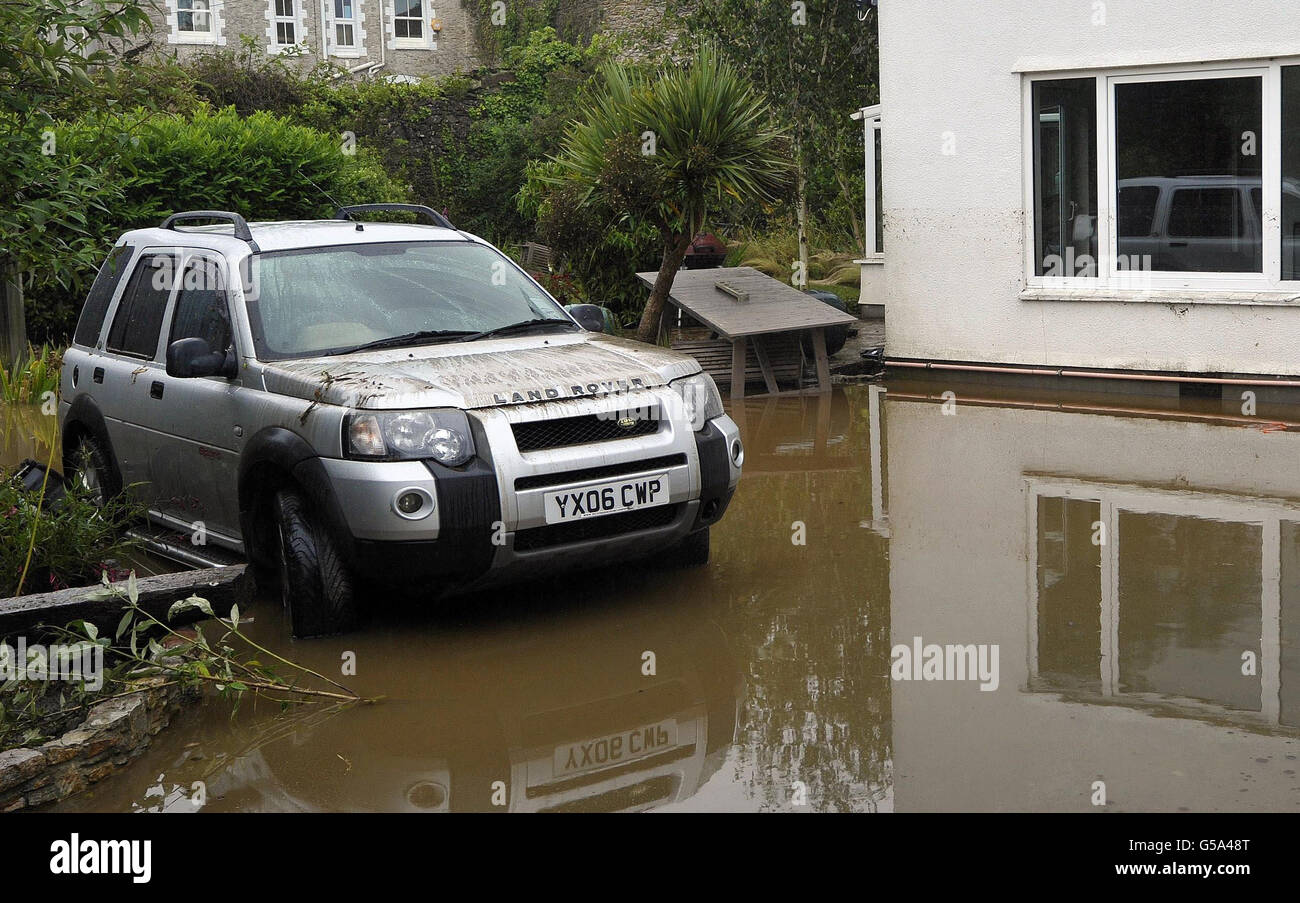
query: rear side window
169 257 233 353
1168 188 1240 239
107 254 175 359
74 246 132 347
1117 186 1160 238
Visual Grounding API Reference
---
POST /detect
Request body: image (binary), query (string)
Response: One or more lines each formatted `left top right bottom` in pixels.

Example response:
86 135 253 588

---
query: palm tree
547 45 793 344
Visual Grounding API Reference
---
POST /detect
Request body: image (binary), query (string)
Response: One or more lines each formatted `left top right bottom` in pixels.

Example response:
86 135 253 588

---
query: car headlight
345 409 475 466
669 372 725 431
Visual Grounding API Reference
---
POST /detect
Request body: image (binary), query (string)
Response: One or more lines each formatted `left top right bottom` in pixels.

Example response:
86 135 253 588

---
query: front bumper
323 396 740 587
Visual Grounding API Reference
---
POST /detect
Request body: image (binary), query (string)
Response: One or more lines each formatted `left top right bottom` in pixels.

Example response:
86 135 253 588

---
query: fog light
731 438 744 467
392 487 435 520
406 780 448 810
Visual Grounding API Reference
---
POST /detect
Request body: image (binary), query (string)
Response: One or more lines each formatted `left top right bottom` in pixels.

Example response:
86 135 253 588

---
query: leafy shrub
519 159 662 324
186 36 323 116
23 106 407 344
1 464 139 596
0 346 60 405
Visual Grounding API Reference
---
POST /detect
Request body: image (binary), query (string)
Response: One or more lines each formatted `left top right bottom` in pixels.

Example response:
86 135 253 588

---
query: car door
99 250 179 502
147 250 245 542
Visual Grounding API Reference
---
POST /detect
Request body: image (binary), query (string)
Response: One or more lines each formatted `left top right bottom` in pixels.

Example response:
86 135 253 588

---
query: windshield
244 241 573 359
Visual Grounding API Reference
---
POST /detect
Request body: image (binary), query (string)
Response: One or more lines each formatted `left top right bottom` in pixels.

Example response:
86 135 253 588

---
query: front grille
514 454 687 491
513 503 680 552
512 413 659 452
537 775 681 812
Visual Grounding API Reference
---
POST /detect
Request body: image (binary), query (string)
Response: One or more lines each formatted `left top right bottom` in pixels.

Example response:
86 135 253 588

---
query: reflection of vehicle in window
1116 176 1300 273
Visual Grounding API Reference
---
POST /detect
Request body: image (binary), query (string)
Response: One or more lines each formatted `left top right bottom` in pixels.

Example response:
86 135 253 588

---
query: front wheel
273 488 358 637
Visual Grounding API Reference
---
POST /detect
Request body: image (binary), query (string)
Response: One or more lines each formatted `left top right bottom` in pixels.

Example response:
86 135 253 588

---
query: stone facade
0 678 195 811
141 0 482 79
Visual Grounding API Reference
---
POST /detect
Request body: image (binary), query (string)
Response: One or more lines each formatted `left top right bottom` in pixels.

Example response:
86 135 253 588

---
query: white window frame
266 0 306 54
328 0 366 58
1022 58 1300 302
1026 476 1285 725
852 104 884 263
387 0 433 50
166 0 225 46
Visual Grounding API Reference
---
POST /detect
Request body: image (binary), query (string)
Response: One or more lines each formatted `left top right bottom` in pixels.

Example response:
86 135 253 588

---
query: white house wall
879 0 1300 375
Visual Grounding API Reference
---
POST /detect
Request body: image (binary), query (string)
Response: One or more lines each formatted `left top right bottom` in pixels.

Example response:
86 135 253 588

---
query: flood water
24 378 1300 812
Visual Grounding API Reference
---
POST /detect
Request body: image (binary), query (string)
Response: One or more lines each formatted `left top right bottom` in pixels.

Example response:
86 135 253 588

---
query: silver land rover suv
59 207 743 636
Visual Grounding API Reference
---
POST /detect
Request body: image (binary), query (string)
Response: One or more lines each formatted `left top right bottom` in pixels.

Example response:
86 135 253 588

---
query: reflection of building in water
885 384 1300 811
1032 480 1300 731
719 389 893 812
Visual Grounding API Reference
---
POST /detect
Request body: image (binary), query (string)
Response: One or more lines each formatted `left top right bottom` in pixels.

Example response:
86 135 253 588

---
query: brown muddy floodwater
27 380 1300 811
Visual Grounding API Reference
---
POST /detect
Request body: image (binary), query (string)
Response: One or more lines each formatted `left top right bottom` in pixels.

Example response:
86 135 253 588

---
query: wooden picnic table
636 266 859 399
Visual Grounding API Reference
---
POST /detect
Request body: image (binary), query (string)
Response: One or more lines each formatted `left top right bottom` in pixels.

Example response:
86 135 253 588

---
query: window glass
170 257 233 354
1115 76 1262 273
1280 521 1300 727
1118 512 1262 711
74 246 132 347
394 0 423 39
1281 67 1300 279
1117 185 1159 239
178 0 211 32
107 255 175 359
1035 496 1102 690
873 127 883 254
245 241 570 360
1167 188 1241 238
1032 78 1097 277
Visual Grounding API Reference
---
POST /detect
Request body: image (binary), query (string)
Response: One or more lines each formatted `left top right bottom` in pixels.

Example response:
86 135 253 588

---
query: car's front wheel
273 488 358 637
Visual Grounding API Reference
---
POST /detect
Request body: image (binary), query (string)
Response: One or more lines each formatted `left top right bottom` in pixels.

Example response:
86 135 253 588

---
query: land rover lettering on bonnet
59 207 743 636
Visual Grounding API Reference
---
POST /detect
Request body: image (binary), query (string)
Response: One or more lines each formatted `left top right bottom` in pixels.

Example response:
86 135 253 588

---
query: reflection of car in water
135 606 743 813
1115 175 1300 273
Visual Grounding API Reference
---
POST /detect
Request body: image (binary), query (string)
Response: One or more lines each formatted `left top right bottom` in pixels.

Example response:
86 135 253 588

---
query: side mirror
566 303 608 333
167 337 235 379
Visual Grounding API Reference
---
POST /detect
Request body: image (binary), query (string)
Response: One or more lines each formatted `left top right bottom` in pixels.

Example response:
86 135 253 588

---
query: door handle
92 367 104 384
1169 241 1188 247
150 381 164 400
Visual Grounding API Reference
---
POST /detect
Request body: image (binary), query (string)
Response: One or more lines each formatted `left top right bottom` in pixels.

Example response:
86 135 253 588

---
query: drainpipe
320 0 328 60
886 359 1300 389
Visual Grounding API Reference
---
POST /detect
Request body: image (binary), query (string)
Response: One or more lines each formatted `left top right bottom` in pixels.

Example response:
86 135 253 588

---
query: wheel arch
238 427 354 570
61 394 123 492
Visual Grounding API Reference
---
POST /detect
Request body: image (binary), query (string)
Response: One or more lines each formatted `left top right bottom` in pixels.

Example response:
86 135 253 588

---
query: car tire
65 433 120 505
671 527 710 568
273 488 358 637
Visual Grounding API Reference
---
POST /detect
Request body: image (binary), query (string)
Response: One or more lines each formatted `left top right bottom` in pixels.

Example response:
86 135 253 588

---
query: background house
144 0 481 77
138 0 669 79
871 0 1300 377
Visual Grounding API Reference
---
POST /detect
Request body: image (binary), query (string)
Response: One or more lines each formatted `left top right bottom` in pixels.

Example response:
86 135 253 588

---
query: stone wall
0 678 195 811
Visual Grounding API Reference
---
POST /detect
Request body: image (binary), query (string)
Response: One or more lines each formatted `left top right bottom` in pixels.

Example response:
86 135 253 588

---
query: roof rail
160 211 261 252
334 203 455 230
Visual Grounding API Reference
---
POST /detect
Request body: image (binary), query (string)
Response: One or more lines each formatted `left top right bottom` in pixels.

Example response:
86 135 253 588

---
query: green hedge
24 106 406 344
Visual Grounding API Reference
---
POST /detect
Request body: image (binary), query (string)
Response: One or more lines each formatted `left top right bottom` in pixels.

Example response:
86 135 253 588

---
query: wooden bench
520 241 553 271
637 267 858 400
669 326 806 393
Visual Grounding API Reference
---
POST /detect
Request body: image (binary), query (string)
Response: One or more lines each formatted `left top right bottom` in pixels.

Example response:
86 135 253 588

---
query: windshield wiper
464 318 578 342
341 329 478 354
